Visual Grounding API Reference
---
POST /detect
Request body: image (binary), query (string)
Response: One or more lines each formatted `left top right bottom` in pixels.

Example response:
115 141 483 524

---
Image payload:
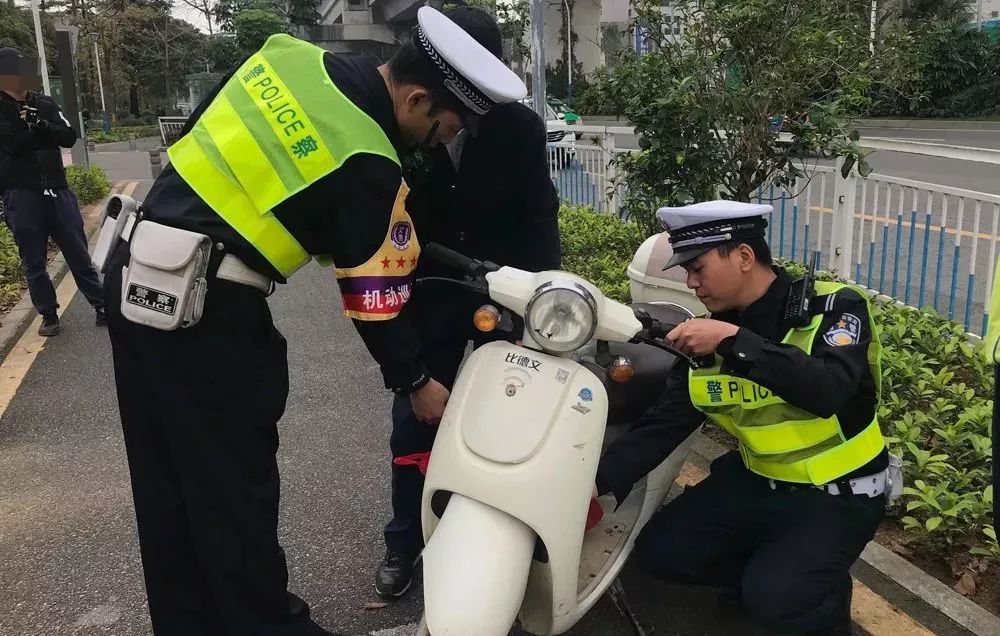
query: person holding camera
0 47 105 337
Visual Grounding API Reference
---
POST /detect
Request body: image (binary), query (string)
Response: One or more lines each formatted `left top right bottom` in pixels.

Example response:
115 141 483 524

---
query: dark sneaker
38 315 60 337
374 549 415 600
95 308 108 327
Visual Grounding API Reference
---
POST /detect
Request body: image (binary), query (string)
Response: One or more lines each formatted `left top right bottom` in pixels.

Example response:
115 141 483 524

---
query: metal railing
157 116 188 146
547 127 1000 334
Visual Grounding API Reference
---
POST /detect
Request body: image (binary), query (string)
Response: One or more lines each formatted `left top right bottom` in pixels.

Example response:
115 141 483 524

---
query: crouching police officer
374 5 561 600
103 8 526 635
596 202 891 635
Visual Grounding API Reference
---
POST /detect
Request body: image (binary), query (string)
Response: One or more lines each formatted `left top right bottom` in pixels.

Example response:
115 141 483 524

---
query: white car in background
520 99 578 168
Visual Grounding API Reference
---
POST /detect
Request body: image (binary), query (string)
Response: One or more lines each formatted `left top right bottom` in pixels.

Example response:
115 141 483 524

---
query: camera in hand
22 106 40 126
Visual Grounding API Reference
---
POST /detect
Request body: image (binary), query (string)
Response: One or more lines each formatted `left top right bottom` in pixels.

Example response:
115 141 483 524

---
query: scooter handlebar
423 243 482 276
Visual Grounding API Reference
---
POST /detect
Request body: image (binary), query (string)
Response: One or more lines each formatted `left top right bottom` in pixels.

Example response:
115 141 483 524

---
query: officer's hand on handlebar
411 378 450 425
666 318 738 357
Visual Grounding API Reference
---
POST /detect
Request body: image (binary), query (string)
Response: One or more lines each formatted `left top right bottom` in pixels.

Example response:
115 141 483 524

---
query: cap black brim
664 246 712 270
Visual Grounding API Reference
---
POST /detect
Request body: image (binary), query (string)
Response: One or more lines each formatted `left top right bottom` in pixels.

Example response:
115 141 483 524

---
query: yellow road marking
672 461 934 634
0 265 82 419
0 181 134 420
808 204 996 242
852 579 936 635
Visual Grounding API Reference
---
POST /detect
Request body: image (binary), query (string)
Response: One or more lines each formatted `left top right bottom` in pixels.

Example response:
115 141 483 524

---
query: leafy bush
559 205 645 303
66 165 111 205
0 222 25 311
562 205 1000 566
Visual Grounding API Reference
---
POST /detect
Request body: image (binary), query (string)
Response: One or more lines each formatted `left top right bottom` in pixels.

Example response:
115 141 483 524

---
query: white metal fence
547 127 1000 335
157 116 188 146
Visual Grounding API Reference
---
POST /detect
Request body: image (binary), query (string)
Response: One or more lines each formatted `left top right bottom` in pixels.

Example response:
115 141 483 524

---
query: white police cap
656 200 773 269
415 6 527 116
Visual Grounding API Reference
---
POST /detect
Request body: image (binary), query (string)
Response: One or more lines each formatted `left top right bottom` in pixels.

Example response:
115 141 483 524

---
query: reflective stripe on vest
984 256 1000 363
168 34 400 278
689 280 885 484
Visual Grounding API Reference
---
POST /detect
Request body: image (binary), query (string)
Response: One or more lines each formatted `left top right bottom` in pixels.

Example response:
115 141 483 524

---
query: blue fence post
904 208 916 305
919 211 932 309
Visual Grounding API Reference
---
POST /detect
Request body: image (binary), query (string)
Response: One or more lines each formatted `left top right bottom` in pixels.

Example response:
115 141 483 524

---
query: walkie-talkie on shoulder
784 251 820 328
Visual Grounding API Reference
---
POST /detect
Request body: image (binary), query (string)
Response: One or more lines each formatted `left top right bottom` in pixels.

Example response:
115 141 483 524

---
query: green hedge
66 165 111 205
87 125 160 145
558 204 999 565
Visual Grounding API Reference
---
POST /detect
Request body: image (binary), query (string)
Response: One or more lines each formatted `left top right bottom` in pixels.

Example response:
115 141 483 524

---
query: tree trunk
129 84 139 117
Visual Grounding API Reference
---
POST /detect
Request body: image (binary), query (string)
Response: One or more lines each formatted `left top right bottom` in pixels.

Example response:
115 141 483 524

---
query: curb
688 431 1000 636
0 184 125 362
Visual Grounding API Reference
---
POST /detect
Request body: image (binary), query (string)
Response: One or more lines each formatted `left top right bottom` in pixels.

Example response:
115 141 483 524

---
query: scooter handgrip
424 242 478 274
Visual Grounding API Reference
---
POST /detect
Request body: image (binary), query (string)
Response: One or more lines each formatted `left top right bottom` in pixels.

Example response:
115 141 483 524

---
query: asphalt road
0 181 782 635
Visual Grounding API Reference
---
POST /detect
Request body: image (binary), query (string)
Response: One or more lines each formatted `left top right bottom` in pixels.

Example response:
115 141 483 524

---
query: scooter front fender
422 494 535 636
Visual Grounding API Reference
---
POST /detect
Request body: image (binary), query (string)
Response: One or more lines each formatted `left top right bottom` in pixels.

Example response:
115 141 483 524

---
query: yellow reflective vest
688 281 885 484
985 258 1000 363
168 34 400 278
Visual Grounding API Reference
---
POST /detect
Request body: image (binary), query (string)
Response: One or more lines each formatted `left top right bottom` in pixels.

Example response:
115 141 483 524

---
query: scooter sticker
505 351 542 371
578 388 593 402
572 404 592 415
555 368 569 384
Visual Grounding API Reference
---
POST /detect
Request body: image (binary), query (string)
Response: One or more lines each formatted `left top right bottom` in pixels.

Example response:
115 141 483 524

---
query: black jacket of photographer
0 91 77 191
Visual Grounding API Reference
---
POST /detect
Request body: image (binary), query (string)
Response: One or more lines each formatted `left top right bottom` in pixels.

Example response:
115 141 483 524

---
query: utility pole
563 0 572 104
977 0 983 30
30 0 51 95
869 0 877 56
90 33 108 133
529 0 547 123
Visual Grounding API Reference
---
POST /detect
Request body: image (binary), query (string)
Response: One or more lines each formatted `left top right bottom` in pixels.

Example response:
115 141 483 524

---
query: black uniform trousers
104 248 330 636
383 337 468 556
3 187 104 317
636 451 885 633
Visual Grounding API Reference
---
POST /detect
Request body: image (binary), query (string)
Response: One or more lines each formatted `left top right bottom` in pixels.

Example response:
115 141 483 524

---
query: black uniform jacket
597 268 888 504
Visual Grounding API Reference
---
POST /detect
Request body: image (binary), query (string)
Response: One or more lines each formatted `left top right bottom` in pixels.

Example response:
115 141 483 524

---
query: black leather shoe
38 314 60 337
95 308 108 327
374 549 415 600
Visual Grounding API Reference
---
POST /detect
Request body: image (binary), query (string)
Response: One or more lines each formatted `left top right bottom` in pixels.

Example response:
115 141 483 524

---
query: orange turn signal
473 305 501 332
607 356 635 383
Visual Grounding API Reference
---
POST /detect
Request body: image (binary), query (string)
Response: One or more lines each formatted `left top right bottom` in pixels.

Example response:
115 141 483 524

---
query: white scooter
414 244 707 636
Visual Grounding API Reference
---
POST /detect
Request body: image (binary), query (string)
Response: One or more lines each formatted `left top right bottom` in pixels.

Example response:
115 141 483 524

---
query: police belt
122 213 272 294
768 469 888 498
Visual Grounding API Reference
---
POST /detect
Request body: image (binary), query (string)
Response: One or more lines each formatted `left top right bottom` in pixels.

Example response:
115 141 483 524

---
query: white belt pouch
92 194 138 273
120 220 211 331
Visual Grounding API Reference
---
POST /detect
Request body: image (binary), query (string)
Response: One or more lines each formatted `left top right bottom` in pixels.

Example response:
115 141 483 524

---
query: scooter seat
577 300 695 426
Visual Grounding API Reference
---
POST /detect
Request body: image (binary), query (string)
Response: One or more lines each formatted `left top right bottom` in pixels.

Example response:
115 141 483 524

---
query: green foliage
66 165 112 206
870 15 1000 118
575 66 616 116
558 205 645 303
87 125 160 144
206 34 243 74
564 208 1000 565
234 6 291 53
605 0 873 236
0 222 25 312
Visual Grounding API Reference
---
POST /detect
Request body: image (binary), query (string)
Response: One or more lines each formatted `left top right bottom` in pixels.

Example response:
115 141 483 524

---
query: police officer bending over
375 5 561 600
596 202 890 635
103 8 525 635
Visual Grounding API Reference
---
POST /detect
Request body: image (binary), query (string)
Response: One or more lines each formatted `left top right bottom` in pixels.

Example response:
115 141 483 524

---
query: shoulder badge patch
823 313 861 347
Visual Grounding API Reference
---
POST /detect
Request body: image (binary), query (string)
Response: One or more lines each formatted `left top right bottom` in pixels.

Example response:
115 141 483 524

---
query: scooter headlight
524 280 598 354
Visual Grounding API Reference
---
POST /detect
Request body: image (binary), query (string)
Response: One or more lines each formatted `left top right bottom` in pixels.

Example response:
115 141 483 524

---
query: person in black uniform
103 9 526 636
373 5 561 599
0 48 105 337
595 202 889 635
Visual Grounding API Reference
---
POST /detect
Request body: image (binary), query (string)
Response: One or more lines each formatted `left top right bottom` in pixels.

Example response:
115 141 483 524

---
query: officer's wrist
393 371 430 396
